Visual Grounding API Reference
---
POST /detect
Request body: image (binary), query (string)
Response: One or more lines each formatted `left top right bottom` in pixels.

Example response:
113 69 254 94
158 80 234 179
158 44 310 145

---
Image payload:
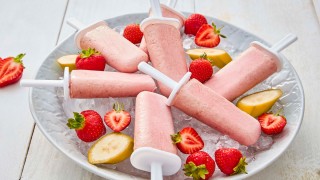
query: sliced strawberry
171 127 204 154
104 102 131 132
0 53 25 88
258 109 287 135
195 23 226 48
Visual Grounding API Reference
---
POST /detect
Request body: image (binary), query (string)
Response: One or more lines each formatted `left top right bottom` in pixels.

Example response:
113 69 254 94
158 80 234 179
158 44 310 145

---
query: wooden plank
197 0 320 179
0 0 68 179
22 0 157 179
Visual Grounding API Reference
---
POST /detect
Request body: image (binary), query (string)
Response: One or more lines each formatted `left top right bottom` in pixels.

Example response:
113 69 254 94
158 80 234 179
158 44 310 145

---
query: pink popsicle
205 43 280 101
140 4 186 54
172 79 261 146
79 24 148 73
138 62 261 146
70 70 156 98
142 22 187 97
134 91 177 154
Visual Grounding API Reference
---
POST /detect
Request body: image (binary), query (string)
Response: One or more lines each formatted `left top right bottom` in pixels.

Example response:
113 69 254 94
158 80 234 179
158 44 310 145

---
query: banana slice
57 54 78 71
88 132 134 164
236 89 283 117
186 48 232 68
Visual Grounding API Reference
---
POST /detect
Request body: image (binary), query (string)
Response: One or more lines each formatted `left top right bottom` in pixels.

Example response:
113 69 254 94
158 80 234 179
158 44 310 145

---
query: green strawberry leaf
183 162 208 180
67 112 85 130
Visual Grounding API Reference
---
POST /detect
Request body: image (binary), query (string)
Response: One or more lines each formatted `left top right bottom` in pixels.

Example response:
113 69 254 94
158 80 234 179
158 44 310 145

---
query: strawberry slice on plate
0 53 25 88
171 127 204 154
195 23 226 48
258 109 287 135
104 102 131 132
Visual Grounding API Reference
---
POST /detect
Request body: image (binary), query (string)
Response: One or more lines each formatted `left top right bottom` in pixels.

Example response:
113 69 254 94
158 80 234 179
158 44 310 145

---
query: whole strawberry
67 110 106 142
258 109 287 135
123 24 143 44
76 48 106 71
195 22 226 48
189 53 213 83
0 53 25 88
171 127 204 154
184 151 215 180
104 102 131 132
214 148 247 176
185 14 208 36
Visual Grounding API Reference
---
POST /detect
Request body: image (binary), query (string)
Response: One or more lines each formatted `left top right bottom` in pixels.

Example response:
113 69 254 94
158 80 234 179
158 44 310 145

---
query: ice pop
20 68 156 99
67 18 148 73
131 91 181 179
205 34 298 101
140 0 188 97
138 62 261 146
140 0 186 54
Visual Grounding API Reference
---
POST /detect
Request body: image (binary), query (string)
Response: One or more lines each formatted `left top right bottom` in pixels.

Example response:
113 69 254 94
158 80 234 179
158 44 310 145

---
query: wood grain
0 0 67 179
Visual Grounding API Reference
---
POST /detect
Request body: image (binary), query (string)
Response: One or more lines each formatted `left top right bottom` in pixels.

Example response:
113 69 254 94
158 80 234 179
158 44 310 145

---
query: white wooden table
1 0 319 179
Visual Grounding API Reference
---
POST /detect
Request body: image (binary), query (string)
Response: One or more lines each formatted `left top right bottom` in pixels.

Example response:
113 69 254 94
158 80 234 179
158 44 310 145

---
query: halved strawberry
258 109 287 135
0 53 25 88
104 102 131 132
195 23 226 48
171 127 204 154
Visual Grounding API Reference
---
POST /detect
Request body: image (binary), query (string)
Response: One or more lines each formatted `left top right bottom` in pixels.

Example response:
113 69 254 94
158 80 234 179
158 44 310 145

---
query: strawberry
67 110 106 142
258 109 287 135
214 148 247 176
104 102 131 132
0 53 25 88
184 14 208 36
75 48 106 71
123 24 143 44
171 127 204 154
189 53 213 83
195 23 226 48
184 151 215 180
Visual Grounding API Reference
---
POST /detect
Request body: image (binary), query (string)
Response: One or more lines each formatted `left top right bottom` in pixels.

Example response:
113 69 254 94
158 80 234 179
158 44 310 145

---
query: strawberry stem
199 52 208 59
67 112 85 130
183 162 209 180
113 102 125 113
80 48 100 58
232 157 248 175
171 132 182 144
14 53 25 68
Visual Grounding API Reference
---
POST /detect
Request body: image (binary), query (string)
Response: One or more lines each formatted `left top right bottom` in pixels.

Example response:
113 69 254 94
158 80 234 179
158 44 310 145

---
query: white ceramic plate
28 13 304 180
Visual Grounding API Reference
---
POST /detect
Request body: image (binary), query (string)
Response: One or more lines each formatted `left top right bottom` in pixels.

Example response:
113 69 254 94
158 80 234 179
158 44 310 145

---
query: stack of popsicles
20 0 297 178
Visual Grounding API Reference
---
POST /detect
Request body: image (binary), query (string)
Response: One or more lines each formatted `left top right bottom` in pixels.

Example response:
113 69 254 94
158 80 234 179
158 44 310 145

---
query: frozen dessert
69 19 148 73
20 68 156 99
130 91 181 178
138 62 261 146
134 91 177 154
140 3 187 97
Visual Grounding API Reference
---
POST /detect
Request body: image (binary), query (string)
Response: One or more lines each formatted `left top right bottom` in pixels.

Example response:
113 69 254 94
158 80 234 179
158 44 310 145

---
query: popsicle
140 0 188 97
20 68 156 99
138 62 261 146
131 91 181 179
67 18 148 73
140 0 186 54
205 34 298 101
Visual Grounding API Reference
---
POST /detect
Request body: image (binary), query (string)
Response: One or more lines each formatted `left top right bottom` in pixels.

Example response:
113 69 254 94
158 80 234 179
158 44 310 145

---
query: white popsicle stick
270 33 297 53
167 0 177 7
151 163 163 180
150 0 163 17
20 67 70 100
138 62 191 105
67 17 86 30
